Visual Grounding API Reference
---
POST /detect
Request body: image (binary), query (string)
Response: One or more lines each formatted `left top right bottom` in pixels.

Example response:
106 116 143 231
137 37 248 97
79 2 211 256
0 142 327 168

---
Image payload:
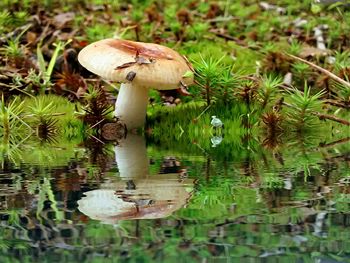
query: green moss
1 0 349 146
22 94 86 140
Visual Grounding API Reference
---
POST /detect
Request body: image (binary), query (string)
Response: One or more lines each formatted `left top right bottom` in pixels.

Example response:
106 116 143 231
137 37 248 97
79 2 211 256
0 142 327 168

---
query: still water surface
1 134 350 262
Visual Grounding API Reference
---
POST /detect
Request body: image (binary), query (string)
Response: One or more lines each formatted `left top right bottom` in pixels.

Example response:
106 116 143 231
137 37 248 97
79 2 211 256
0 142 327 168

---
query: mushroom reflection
114 134 149 179
78 134 193 223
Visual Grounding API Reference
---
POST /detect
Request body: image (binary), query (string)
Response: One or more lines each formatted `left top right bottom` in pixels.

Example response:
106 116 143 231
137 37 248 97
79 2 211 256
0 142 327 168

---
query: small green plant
187 22 209 40
258 74 283 109
0 96 31 138
333 50 350 74
285 86 325 132
86 24 114 43
35 40 71 93
27 96 56 119
193 54 226 106
78 85 113 127
3 38 23 60
216 66 242 106
0 11 10 34
24 68 43 91
291 61 313 87
12 11 28 26
292 62 311 78
27 97 58 139
289 39 302 55
262 42 277 53
1 24 31 66
332 82 350 103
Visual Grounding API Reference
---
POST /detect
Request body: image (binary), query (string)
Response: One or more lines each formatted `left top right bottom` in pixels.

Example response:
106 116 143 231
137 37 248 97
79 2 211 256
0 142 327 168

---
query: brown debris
101 122 127 141
53 12 75 29
299 45 330 58
177 9 192 26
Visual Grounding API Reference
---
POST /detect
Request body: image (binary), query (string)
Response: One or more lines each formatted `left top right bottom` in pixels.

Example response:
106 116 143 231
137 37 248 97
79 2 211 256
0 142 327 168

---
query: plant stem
324 100 350 109
318 137 350 149
195 104 211 120
205 80 211 106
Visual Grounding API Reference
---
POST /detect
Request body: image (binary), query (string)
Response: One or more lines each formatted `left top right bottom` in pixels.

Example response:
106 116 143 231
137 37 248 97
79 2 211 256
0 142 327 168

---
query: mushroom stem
115 134 149 179
115 83 149 129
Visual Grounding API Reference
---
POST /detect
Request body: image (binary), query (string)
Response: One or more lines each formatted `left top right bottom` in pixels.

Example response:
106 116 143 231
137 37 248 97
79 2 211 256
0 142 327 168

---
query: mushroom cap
78 38 194 90
77 189 135 224
77 175 194 223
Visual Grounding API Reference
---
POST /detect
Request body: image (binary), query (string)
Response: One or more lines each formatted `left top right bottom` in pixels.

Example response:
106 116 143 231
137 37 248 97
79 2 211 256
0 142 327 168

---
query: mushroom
77 175 193 223
77 134 194 223
78 38 194 129
77 189 135 224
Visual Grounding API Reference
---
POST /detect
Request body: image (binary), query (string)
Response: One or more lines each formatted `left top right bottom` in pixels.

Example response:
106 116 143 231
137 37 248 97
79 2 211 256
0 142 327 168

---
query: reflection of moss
147 98 350 167
18 95 86 142
147 101 261 162
12 139 85 167
1 137 350 262
23 95 79 126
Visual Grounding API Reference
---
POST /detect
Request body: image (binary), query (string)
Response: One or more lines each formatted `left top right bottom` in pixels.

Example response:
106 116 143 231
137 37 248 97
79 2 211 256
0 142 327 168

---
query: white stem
115 134 149 179
114 83 149 129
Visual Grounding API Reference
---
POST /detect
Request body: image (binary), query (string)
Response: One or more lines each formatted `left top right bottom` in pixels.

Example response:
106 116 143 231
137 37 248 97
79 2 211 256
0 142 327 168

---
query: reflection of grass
261 173 284 189
0 96 31 137
0 136 24 167
177 175 237 220
20 140 85 167
0 135 84 168
23 94 83 131
0 209 31 253
36 178 64 221
147 96 349 166
147 101 260 160
0 95 87 167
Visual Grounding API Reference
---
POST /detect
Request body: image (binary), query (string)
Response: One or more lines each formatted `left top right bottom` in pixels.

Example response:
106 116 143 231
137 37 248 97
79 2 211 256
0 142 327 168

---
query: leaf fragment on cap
183 70 194 78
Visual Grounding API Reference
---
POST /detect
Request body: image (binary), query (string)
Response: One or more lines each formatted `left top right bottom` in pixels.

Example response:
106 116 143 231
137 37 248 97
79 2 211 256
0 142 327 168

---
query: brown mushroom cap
78 38 194 90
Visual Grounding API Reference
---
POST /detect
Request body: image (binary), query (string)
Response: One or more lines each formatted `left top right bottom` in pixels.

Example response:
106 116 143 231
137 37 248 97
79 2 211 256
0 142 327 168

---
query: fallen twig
318 137 350 149
0 23 33 43
323 99 350 109
285 53 350 89
314 112 350 126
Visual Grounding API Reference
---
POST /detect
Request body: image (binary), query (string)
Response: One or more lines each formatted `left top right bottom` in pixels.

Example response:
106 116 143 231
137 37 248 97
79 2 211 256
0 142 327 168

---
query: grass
0 0 348 147
22 94 86 140
0 96 31 139
36 40 71 92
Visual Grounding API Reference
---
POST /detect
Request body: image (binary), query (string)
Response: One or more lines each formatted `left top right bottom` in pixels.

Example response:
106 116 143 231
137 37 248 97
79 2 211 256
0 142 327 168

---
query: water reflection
211 135 223 147
0 134 349 262
114 134 149 179
78 134 194 223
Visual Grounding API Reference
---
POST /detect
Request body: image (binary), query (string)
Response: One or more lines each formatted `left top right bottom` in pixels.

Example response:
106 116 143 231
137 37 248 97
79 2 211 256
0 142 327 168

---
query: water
0 134 350 262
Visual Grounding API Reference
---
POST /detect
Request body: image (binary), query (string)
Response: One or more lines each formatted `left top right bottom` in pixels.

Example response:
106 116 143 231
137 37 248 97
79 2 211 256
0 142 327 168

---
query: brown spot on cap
107 39 174 60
